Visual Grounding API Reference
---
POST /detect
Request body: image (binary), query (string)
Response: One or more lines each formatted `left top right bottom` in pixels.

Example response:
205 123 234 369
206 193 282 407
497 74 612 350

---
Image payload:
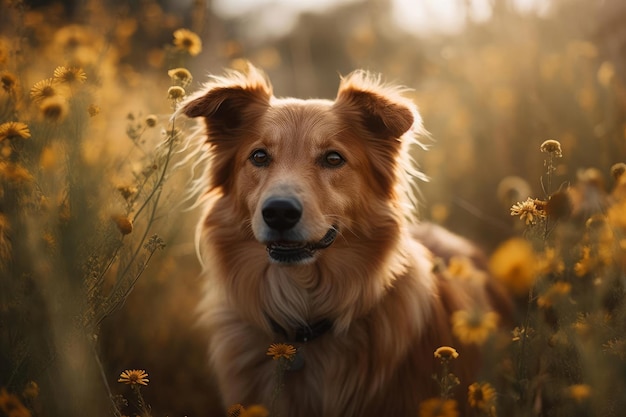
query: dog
181 64 510 417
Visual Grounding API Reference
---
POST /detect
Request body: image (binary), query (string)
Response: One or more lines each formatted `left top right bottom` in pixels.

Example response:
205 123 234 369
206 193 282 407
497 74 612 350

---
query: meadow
1 0 625 416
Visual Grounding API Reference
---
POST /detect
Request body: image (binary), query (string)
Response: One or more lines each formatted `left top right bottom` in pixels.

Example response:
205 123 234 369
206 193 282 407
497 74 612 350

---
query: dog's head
183 64 422 265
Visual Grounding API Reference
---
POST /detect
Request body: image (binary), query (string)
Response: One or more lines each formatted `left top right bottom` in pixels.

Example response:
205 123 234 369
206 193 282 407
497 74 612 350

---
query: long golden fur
182 64 510 417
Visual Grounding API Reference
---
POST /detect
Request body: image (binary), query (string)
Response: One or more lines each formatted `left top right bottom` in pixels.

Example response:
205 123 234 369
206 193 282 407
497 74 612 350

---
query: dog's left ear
333 72 416 140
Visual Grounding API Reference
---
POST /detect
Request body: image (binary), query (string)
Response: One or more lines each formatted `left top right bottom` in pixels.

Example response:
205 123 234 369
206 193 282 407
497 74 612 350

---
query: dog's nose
262 197 302 231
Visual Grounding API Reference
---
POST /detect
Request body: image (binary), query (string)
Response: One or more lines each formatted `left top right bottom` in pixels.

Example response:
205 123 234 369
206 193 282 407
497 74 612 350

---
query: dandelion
266 343 296 360
145 114 158 127
111 214 133 235
489 238 537 296
0 122 31 141
434 346 459 360
451 309 499 346
30 78 62 102
40 96 68 122
118 369 149 386
168 67 193 87
566 384 591 403
510 197 546 225
173 28 202 56
537 281 571 308
167 86 186 101
227 404 245 417
540 139 563 157
496 175 531 207
468 382 497 412
53 65 87 84
0 388 31 417
418 397 459 417
1 71 18 93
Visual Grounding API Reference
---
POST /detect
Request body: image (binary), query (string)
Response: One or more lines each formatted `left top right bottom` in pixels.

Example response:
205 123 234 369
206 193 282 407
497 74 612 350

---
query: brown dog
182 64 510 417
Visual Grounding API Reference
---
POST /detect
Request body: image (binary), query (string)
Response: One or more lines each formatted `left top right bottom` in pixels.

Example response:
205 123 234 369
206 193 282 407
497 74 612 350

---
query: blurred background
1 0 626 416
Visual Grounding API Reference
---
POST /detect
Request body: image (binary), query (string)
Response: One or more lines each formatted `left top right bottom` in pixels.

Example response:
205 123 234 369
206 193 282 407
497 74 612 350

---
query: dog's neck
268 315 333 343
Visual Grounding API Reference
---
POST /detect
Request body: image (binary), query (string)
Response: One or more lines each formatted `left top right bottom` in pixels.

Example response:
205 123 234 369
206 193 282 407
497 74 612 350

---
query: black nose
262 197 302 231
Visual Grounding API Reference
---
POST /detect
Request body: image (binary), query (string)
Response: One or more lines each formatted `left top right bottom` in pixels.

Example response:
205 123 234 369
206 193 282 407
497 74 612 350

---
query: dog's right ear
182 66 272 133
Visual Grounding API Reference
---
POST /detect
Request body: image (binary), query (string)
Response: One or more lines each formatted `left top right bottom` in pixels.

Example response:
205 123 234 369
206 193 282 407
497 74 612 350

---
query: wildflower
610 162 626 181
173 28 202 56
0 162 33 184
537 247 565 276
434 346 459 360
266 343 297 360
145 114 158 127
418 397 459 417
111 214 133 235
117 185 137 200
22 381 39 399
573 246 594 277
511 326 533 342
0 388 31 417
540 139 563 157
496 176 531 207
167 86 186 101
87 104 100 117
40 96 68 122
168 67 193 87
30 78 61 102
240 405 269 417
227 404 245 417
489 238 537 296
446 256 478 281
1 71 18 93
468 382 497 412
566 384 591 403
451 309 499 346
603 338 626 359
0 122 31 141
510 197 546 225
118 369 149 386
144 234 166 251
537 281 571 308
53 65 87 84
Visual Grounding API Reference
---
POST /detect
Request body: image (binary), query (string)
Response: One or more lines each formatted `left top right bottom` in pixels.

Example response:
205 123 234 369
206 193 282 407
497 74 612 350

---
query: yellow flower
510 197 546 225
30 78 62 103
240 405 269 417
111 214 133 235
118 369 149 386
573 246 594 277
167 67 193 87
418 397 459 417
451 309 499 346
489 238 538 296
567 384 591 403
0 162 33 184
227 404 245 417
468 382 497 411
87 104 100 117
173 28 202 56
0 122 31 141
53 65 87 84
266 343 296 360
0 388 31 417
40 96 68 122
537 282 571 308
167 86 186 101
434 346 459 360
540 139 563 157
145 114 158 127
22 381 39 399
537 247 565 276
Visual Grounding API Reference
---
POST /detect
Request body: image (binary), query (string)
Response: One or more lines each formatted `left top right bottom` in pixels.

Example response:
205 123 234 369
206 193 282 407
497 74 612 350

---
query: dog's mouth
266 227 338 264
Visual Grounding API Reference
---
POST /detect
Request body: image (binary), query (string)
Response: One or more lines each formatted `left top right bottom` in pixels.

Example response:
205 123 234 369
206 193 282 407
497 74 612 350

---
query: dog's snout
262 197 302 231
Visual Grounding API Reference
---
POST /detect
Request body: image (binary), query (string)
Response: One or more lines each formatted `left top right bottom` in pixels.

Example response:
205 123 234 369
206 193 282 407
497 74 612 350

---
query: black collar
268 317 333 343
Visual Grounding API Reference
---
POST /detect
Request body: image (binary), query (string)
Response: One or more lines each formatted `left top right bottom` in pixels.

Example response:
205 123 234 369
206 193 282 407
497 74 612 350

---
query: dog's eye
250 149 270 167
323 151 345 168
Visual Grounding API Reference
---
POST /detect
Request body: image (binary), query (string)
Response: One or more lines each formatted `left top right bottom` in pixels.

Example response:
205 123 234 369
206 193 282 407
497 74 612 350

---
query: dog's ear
182 66 272 191
333 71 415 140
182 67 272 132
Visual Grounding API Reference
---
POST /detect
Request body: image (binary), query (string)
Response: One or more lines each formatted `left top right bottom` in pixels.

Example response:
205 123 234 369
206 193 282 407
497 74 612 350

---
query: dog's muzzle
261 197 338 264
